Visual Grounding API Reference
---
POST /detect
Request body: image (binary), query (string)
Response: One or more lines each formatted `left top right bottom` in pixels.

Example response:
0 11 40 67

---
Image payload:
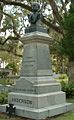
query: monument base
9 103 73 119
0 103 73 119
0 32 73 119
0 77 73 120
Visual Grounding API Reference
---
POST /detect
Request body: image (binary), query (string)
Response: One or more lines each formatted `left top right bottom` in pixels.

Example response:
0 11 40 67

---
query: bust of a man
28 3 42 25
25 2 47 33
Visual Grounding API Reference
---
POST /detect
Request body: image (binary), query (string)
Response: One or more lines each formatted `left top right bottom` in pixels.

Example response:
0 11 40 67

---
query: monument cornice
20 32 52 44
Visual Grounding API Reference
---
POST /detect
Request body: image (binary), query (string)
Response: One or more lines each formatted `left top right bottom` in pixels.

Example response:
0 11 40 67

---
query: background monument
0 2 73 120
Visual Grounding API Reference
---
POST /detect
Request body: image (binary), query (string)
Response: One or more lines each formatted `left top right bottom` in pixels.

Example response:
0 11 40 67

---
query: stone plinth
0 32 73 120
20 32 52 77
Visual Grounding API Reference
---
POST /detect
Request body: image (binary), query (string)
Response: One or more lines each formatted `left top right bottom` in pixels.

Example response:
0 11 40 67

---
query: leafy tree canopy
58 2 74 61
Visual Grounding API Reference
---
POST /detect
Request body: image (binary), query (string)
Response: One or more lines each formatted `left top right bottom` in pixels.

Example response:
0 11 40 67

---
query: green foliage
58 74 67 80
3 16 13 31
52 111 74 120
56 74 68 82
0 51 21 76
5 62 18 75
0 92 8 104
61 81 74 98
58 3 74 61
0 71 9 78
0 78 14 85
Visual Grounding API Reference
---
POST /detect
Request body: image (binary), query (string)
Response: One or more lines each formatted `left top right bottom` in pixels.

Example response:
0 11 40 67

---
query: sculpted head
32 3 40 12
28 3 42 24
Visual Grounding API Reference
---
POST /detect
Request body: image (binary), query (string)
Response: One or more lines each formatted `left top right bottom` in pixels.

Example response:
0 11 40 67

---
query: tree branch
0 0 64 34
0 47 22 57
0 0 32 11
42 18 63 34
49 0 63 23
60 0 67 14
0 36 19 45
0 2 3 26
1 11 20 37
0 10 20 45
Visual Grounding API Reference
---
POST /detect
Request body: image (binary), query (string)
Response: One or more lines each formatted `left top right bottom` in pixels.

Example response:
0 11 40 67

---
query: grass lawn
0 98 74 120
51 111 74 120
0 111 74 120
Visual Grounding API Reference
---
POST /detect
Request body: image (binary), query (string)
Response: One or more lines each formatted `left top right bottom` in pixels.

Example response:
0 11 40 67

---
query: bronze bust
25 3 47 33
28 3 42 24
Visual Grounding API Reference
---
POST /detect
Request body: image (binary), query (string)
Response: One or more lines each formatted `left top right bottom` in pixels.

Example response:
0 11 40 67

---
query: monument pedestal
7 78 73 119
0 32 73 119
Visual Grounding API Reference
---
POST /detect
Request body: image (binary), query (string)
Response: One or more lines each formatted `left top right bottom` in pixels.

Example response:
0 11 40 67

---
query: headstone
0 2 73 120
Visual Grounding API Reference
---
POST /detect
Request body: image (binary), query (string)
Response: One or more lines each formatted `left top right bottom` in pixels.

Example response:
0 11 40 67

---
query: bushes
58 74 67 80
0 92 8 104
61 81 74 98
0 78 14 85
56 74 68 82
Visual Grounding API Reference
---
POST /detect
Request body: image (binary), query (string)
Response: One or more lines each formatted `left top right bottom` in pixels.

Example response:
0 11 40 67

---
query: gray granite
0 103 73 119
11 77 61 94
8 91 66 109
21 32 52 44
20 43 52 76
25 25 48 33
0 31 73 120
7 32 74 119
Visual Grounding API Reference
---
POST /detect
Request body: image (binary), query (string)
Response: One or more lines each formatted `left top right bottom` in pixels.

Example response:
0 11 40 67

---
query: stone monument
0 2 73 120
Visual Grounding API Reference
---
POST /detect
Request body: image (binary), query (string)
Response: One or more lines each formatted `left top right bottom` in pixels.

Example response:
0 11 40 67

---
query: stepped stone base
0 103 73 119
0 78 73 120
0 32 73 119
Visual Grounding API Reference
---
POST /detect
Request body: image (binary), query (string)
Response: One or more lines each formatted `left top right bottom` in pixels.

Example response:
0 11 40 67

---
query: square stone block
8 91 66 109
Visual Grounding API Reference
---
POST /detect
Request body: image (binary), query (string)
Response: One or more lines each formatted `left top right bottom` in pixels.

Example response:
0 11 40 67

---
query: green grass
67 98 74 103
0 111 74 120
0 99 74 120
51 111 74 120
51 98 74 120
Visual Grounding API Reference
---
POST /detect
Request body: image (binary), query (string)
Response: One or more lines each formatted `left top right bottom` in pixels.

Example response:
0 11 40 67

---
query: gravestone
0 2 73 120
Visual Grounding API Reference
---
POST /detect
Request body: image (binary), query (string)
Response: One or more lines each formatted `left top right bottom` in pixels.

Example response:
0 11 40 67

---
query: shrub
58 74 67 79
0 92 8 104
61 81 74 98
0 78 14 85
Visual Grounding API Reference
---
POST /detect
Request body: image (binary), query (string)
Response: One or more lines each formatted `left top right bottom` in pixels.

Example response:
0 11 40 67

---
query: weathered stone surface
21 32 52 44
11 77 61 94
25 25 48 33
7 32 74 119
8 91 66 108
0 31 73 120
0 103 73 120
20 42 52 76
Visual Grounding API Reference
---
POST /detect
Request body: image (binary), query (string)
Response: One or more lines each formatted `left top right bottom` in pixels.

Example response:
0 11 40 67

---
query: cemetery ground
0 98 74 120
0 75 74 120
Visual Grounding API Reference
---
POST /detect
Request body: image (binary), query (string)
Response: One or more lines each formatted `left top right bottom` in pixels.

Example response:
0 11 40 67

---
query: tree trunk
67 61 74 82
0 2 3 26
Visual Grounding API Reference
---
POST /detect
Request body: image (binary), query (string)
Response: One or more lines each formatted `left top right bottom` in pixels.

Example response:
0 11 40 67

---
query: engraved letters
12 98 32 104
